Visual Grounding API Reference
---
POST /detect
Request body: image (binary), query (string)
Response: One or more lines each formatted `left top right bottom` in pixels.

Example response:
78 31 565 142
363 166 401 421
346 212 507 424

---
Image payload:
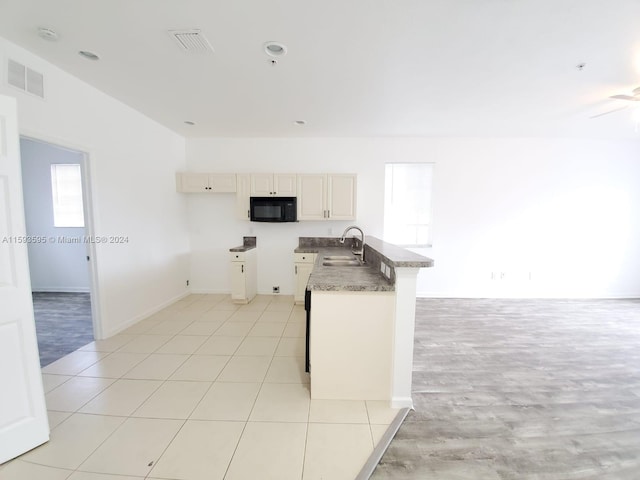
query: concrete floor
371 298 640 479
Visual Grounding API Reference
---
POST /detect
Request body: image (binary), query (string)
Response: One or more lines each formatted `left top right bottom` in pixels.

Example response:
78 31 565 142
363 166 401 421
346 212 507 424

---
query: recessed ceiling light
264 42 287 57
78 50 100 61
37 27 59 41
294 120 306 126
184 120 196 126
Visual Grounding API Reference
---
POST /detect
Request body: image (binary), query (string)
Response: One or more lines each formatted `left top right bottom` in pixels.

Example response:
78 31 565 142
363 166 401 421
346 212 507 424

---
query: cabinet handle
327 209 330 218
295 265 298 274
241 265 244 273
247 209 250 218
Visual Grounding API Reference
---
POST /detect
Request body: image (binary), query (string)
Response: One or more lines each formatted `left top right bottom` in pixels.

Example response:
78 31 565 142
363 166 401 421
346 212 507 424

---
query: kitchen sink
323 255 355 260
322 259 364 267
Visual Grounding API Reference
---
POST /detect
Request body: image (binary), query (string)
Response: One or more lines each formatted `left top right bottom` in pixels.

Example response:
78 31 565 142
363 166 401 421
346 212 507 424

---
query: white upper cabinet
176 173 237 193
297 174 327 220
297 174 357 221
250 173 297 196
328 174 357 220
236 174 251 220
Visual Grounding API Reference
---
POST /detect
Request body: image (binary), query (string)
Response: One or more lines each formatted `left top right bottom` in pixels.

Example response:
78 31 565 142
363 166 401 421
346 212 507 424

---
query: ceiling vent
169 29 214 53
7 59 44 98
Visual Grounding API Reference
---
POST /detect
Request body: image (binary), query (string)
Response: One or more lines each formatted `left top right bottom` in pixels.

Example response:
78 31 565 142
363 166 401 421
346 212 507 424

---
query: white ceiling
1 0 640 138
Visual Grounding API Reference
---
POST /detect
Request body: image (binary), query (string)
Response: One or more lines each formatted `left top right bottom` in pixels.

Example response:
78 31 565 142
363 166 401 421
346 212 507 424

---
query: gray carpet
371 298 640 479
32 292 94 367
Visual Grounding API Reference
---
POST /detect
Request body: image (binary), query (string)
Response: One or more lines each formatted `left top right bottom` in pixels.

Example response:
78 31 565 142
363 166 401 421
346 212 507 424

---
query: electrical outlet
380 262 391 279
272 286 280 293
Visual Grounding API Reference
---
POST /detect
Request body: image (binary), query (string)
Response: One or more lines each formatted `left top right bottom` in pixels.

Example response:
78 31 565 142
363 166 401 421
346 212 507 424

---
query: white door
0 95 49 463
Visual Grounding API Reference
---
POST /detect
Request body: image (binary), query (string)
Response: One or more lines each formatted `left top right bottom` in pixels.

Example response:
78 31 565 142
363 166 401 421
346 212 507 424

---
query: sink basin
323 255 354 260
322 259 363 267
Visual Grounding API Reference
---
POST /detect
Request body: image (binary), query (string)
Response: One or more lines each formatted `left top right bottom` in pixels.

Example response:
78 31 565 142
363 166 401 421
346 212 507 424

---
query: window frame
383 162 434 248
50 163 85 228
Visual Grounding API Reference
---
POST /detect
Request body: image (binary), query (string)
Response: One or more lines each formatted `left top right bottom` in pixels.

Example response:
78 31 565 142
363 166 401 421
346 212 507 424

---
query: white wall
1 37 190 337
186 137 640 298
20 138 89 292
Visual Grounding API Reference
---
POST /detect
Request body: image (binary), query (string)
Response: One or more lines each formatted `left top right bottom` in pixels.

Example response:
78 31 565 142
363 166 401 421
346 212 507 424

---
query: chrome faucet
340 225 365 261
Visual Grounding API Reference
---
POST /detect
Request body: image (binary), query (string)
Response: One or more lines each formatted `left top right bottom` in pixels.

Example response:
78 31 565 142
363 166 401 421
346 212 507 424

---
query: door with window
0 95 49 463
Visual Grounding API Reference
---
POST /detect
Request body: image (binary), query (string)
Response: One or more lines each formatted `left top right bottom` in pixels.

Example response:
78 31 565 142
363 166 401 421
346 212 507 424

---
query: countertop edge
229 245 257 252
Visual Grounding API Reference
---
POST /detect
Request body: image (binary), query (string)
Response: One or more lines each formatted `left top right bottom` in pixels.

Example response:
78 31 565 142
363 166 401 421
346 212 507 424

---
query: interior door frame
19 131 103 339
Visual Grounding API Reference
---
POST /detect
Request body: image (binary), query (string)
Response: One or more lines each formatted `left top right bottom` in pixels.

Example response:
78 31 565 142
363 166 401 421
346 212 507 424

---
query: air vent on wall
7 59 44 98
168 29 214 53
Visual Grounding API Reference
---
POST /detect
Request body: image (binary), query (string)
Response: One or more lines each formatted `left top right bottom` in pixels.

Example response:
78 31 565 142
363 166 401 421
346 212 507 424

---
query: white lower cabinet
294 253 317 304
310 291 395 400
230 249 257 303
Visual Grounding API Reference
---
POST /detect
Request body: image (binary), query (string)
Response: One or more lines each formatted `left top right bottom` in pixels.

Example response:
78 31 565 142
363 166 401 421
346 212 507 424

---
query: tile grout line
221 298 283 479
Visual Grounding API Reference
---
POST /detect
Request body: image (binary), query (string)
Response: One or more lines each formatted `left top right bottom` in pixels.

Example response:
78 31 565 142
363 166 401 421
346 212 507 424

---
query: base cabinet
294 253 317 304
230 249 257 303
310 291 395 400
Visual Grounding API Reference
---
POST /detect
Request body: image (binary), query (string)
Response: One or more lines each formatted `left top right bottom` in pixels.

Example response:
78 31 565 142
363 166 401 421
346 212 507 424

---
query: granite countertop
229 236 257 252
364 236 434 268
296 236 433 292
305 247 395 292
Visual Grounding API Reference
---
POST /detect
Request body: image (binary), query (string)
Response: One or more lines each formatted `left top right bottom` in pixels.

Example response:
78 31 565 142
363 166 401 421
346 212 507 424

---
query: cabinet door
328 174 357 220
236 174 251 220
230 262 246 301
297 174 327 220
250 173 274 196
209 174 237 193
177 173 209 192
294 263 314 303
274 174 297 196
245 250 257 301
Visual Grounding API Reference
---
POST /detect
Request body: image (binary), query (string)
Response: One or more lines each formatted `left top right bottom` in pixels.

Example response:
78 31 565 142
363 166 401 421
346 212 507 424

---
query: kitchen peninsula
295 236 433 408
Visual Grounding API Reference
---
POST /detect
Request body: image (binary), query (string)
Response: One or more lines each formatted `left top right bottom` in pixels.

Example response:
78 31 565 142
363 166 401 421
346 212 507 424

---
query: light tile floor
2 294 398 480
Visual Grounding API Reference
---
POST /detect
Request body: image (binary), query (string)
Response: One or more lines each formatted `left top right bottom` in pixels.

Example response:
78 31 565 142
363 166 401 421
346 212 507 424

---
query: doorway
20 136 97 367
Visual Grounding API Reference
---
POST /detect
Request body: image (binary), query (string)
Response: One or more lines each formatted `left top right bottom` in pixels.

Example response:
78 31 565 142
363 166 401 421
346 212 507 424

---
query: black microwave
250 197 297 222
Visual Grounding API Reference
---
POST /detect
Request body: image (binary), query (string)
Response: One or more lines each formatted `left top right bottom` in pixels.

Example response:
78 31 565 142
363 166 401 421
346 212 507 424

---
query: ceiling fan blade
590 105 628 118
610 94 640 101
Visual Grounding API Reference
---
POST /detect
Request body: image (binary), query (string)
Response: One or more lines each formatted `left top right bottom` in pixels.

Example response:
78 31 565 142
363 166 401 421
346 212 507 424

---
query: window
384 163 433 247
51 164 85 227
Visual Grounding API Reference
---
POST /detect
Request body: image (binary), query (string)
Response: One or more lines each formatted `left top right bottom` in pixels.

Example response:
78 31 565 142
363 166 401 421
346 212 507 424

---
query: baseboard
103 290 191 338
32 287 90 293
189 288 230 295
